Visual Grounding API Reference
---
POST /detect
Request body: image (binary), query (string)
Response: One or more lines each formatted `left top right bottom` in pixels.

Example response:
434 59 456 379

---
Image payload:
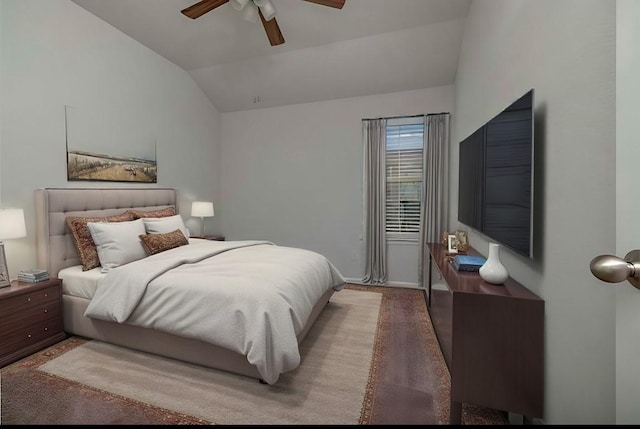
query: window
385 119 424 239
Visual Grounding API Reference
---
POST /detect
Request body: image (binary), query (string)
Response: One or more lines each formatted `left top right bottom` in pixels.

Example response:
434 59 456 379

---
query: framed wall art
65 105 157 183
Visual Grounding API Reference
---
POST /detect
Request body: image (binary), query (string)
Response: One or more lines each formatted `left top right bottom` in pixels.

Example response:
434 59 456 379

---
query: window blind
386 123 424 236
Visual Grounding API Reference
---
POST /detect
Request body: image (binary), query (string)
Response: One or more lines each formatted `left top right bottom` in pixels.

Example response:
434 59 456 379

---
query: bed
34 187 345 384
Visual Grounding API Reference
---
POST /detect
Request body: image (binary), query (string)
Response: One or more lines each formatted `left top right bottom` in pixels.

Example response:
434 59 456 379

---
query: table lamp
191 202 214 237
0 209 27 287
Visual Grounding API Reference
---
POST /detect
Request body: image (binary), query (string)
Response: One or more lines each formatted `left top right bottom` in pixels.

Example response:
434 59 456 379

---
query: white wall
453 0 615 424
220 86 453 283
616 0 640 423
0 0 221 279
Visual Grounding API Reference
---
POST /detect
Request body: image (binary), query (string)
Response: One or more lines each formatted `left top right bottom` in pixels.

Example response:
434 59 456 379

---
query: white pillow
142 214 190 238
87 219 148 273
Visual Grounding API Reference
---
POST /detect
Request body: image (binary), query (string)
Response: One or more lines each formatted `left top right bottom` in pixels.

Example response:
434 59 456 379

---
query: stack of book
18 268 49 283
452 255 487 272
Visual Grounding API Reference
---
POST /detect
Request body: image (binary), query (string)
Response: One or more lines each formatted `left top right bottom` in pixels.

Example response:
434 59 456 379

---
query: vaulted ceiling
72 0 471 111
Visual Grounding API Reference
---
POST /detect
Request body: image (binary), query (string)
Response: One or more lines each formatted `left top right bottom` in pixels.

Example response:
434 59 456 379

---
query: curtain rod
362 112 449 121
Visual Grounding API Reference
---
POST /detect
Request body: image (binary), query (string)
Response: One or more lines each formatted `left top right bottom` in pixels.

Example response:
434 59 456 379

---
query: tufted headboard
35 188 177 277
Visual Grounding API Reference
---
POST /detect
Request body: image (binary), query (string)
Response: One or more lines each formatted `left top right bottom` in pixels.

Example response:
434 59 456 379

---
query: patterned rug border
352 283 452 424
352 284 385 424
349 283 509 425
2 336 211 425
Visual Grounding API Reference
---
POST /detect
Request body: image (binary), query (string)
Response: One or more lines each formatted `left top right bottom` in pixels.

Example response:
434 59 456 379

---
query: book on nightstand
452 255 486 272
18 268 49 283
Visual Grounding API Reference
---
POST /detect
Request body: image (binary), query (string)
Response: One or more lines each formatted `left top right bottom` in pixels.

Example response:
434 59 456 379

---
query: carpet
34 289 381 425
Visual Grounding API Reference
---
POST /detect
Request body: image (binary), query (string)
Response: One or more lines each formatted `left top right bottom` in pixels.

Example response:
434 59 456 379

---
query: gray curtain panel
362 118 387 285
418 114 450 287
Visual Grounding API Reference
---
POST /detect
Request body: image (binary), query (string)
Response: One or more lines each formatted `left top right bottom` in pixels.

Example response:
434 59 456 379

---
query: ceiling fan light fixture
242 2 259 23
231 0 251 11
258 0 277 21
252 0 267 7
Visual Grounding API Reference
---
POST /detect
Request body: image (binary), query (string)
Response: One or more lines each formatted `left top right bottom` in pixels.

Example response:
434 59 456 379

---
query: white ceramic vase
479 242 509 285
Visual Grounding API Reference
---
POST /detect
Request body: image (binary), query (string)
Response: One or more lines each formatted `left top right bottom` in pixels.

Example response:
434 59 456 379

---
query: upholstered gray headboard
35 188 177 277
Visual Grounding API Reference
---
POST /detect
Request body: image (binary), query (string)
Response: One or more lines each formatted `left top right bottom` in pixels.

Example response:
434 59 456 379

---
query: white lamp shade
191 202 214 218
0 209 26 240
259 0 277 21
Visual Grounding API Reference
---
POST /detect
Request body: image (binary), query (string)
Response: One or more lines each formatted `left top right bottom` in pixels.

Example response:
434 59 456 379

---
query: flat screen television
458 89 534 259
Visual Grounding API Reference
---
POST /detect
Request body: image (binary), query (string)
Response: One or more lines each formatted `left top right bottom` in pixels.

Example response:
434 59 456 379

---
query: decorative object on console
0 209 27 287
454 230 469 253
447 234 458 254
441 231 450 247
191 201 215 237
479 242 509 285
452 255 486 272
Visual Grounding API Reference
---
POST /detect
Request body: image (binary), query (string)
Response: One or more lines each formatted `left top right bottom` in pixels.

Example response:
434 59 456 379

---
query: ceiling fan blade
259 11 285 46
181 0 229 19
302 0 345 9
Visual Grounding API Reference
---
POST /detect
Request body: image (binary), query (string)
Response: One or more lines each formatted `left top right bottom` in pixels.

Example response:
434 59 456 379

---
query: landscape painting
65 105 157 183
67 150 157 183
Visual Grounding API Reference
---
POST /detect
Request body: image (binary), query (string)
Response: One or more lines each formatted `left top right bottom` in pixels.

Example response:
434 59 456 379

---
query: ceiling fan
181 0 346 46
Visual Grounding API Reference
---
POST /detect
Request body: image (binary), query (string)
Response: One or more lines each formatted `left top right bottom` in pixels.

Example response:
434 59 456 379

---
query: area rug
22 289 381 425
1 285 508 425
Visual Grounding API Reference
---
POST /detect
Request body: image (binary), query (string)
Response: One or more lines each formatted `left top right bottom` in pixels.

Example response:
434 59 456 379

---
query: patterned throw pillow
127 207 176 219
66 212 136 271
139 229 189 256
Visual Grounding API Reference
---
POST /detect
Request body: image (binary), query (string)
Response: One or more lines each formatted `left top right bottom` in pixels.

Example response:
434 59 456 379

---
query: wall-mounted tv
458 89 534 259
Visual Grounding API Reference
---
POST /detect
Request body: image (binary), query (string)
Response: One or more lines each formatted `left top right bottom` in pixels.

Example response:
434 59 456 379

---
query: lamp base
0 241 10 288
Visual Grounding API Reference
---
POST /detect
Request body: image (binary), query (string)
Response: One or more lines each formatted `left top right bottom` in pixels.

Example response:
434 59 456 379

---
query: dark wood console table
426 243 544 424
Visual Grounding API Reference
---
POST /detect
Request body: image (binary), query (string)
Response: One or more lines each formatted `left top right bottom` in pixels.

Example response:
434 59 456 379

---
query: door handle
590 250 640 289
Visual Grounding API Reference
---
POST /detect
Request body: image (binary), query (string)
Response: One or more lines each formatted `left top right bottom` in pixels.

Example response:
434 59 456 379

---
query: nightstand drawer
0 316 63 356
0 301 61 336
0 279 65 368
0 285 58 317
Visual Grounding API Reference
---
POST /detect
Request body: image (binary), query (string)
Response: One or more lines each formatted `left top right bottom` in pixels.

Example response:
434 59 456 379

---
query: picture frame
441 231 450 247
0 245 10 288
447 234 458 254
65 105 157 183
454 230 469 253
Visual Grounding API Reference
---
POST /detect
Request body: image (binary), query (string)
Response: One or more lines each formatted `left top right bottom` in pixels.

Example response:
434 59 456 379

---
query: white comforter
84 240 346 384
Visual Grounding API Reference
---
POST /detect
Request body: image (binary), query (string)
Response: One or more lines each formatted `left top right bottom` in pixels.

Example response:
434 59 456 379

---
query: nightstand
0 278 66 368
193 235 225 241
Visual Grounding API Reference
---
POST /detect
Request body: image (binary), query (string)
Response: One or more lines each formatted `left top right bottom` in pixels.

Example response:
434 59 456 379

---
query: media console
426 243 544 424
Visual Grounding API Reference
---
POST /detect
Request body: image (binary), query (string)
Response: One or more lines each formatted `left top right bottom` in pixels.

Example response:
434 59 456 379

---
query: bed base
62 288 335 381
